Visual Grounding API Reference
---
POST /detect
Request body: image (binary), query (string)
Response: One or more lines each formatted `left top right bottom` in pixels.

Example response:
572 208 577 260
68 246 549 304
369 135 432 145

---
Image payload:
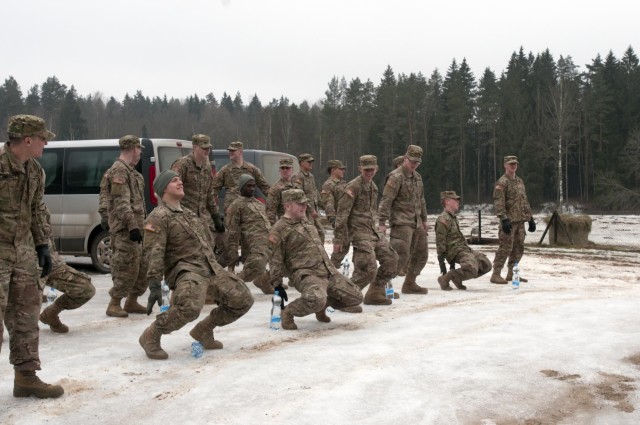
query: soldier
387 155 407 276
435 191 491 290
266 157 295 225
99 135 148 317
170 134 225 247
292 153 325 243
490 156 536 284
139 170 254 360
269 189 363 330
334 155 398 305
320 159 349 268
378 145 429 295
392 155 404 170
39 204 96 333
1 114 63 398
226 174 273 294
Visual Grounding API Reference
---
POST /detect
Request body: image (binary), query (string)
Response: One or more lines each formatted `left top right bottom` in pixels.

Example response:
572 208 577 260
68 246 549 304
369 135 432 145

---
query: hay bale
543 214 592 245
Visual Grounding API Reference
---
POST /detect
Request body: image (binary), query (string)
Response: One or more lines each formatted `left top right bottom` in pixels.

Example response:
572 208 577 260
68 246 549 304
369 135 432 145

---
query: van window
158 146 190 172
261 153 289 185
64 148 119 194
39 149 63 195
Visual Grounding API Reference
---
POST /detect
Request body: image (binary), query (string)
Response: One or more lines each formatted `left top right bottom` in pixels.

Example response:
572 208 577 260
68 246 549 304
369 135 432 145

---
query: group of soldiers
0 113 535 399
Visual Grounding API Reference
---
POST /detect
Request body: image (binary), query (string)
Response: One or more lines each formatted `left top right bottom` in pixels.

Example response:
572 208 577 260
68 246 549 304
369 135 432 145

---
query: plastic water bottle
46 287 57 306
385 280 394 300
270 290 282 330
341 257 350 277
191 341 204 358
160 281 170 312
512 262 520 290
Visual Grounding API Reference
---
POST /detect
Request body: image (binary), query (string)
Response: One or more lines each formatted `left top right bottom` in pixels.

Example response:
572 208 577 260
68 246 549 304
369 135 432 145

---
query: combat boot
315 304 331 323
437 275 453 291
281 308 298 330
401 274 428 294
189 316 223 350
106 297 128 317
252 273 275 295
490 271 507 285
14 370 64 399
451 275 467 290
338 305 363 313
139 323 168 360
506 270 528 282
124 296 147 314
39 302 69 333
363 284 392 305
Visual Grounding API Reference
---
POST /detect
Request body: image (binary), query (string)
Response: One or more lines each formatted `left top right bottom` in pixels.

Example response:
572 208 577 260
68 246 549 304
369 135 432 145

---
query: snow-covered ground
1 220 639 424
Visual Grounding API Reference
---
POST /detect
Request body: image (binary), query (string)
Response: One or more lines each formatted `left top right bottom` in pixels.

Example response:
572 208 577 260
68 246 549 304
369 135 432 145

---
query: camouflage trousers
446 250 492 284
389 224 427 277
330 240 351 269
238 240 269 282
493 221 526 272
109 230 147 299
154 270 254 335
286 269 363 317
351 237 398 290
41 250 95 310
0 257 42 371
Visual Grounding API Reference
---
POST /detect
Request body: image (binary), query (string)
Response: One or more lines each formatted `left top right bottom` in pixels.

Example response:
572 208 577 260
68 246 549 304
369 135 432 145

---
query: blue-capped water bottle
385 280 394 300
270 290 282 330
46 287 57 306
512 262 520 290
191 341 204 358
160 281 170 312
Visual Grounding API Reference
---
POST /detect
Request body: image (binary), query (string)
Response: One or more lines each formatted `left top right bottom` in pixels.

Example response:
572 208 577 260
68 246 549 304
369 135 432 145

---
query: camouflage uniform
378 146 429 291
335 156 397 304
266 176 294 225
492 156 532 277
321 160 349 268
98 138 147 305
141 200 253 352
292 153 325 243
435 198 491 289
269 204 362 324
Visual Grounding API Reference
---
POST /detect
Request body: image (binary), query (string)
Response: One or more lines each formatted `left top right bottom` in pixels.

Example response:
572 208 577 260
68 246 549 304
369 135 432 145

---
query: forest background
1 46 639 211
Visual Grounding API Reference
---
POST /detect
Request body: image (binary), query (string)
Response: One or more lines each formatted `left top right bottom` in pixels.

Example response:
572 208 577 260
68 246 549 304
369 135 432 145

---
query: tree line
1 46 639 211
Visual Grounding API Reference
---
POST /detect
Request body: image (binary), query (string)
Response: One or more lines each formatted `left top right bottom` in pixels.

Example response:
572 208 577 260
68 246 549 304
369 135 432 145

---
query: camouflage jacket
266 177 294 225
212 161 270 212
0 146 48 262
171 154 219 221
320 176 347 220
226 196 271 252
334 176 380 245
292 170 322 213
268 216 336 286
378 166 428 227
493 174 532 223
99 159 145 233
435 210 471 262
143 202 225 287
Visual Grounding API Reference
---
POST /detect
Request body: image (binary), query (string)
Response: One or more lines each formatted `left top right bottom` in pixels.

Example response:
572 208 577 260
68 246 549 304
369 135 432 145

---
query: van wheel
90 230 111 274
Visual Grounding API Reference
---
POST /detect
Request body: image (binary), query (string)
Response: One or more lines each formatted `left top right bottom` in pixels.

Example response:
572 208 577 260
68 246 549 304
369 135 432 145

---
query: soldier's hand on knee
146 280 162 315
36 244 52 278
449 261 456 271
501 218 512 234
129 228 143 243
437 255 447 275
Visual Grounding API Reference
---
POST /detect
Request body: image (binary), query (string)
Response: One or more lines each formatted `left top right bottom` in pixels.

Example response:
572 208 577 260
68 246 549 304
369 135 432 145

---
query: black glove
100 217 109 232
329 217 336 228
437 255 447 275
35 244 52 278
274 285 288 309
212 213 225 233
146 280 162 315
501 218 512 234
449 261 456 271
528 218 536 233
129 228 143 243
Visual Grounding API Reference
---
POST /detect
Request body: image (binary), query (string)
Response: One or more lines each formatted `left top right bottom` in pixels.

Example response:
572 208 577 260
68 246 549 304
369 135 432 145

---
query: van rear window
158 146 190 172
64 148 119 194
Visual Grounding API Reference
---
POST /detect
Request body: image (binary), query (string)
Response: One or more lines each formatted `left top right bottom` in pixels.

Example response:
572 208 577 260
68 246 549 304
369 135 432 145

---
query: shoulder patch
112 176 126 185
144 223 159 233
345 188 355 199
385 179 396 189
495 184 504 191
268 234 279 244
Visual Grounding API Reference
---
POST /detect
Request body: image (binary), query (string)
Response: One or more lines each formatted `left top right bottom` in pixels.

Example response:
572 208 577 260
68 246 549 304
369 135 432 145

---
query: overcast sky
2 0 636 106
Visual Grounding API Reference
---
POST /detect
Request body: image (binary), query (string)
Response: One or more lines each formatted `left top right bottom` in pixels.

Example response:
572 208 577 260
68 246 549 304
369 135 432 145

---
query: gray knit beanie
238 174 255 191
153 170 179 198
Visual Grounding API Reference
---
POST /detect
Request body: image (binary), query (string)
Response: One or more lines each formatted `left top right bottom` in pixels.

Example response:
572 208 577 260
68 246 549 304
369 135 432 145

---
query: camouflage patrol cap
279 157 294 167
282 188 308 204
238 174 255 191
298 153 314 163
392 155 404 168
440 191 461 200
192 134 211 148
327 159 346 172
227 140 243 151
359 155 378 170
153 169 179 197
7 114 55 140
504 155 519 164
405 145 423 162
119 135 142 150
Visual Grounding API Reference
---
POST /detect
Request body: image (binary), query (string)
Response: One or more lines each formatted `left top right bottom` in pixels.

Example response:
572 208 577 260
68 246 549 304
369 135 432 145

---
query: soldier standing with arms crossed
490 156 536 284
1 114 62 398
292 153 325 243
321 159 349 268
99 135 148 317
266 158 295 225
139 170 253 360
378 145 429 294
